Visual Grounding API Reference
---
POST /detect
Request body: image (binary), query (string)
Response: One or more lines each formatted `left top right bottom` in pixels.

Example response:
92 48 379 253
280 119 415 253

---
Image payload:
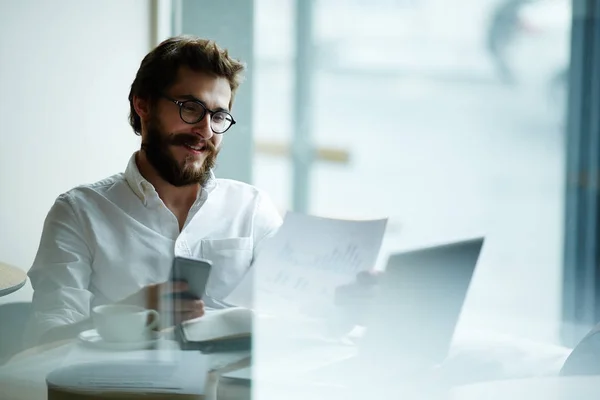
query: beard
141 115 219 187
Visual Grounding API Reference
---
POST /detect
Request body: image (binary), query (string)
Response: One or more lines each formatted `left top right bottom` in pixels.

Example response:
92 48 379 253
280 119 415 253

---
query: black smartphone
170 256 213 300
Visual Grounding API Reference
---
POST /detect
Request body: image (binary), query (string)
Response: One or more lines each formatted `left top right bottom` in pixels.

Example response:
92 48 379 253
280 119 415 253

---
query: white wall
0 0 151 304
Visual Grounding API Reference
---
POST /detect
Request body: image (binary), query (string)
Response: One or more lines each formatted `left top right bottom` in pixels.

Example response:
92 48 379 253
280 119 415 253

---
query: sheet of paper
39 345 210 394
225 212 387 318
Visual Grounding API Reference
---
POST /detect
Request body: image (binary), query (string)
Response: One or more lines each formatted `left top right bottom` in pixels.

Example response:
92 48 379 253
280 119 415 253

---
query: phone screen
170 256 213 300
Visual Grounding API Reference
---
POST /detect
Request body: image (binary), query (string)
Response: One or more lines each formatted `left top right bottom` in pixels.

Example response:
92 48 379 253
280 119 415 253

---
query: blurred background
2 0 598 349
253 0 570 346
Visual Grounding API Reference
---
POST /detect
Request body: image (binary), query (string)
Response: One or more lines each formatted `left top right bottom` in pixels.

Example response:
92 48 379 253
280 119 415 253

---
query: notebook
175 307 253 353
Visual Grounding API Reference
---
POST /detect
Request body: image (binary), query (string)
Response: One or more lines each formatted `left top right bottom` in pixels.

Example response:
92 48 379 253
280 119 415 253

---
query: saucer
78 329 161 351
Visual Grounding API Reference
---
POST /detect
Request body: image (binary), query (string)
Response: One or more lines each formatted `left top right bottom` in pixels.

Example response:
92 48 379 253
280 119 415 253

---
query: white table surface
0 332 358 400
0 337 251 400
450 375 600 400
0 327 576 400
221 375 600 400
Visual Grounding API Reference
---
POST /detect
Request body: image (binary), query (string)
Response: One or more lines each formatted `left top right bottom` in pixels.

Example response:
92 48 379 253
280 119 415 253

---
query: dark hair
128 35 246 135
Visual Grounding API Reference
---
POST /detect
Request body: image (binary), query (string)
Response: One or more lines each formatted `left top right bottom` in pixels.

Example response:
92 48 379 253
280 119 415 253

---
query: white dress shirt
25 152 282 346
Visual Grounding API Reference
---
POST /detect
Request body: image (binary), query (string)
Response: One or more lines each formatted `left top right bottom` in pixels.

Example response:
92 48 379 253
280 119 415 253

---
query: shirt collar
124 152 217 205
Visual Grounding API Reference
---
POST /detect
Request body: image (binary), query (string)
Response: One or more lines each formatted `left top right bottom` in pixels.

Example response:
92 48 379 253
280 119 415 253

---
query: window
254 0 572 344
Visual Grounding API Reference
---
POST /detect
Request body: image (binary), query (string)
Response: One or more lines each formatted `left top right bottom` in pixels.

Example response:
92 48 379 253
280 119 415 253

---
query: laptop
305 237 485 385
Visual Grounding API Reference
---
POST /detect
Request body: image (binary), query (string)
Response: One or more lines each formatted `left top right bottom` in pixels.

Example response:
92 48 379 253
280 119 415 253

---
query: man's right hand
121 281 205 326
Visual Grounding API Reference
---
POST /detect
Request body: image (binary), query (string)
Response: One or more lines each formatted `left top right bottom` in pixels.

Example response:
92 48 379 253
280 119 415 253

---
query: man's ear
133 96 151 120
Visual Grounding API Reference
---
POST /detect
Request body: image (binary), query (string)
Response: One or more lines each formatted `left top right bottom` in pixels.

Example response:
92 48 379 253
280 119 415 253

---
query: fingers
334 271 382 307
143 282 189 310
172 300 205 324
185 306 205 320
173 312 201 325
169 299 204 313
158 280 189 294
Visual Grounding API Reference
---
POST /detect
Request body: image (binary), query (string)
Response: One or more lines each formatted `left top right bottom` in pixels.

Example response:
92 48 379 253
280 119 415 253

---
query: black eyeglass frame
162 95 236 134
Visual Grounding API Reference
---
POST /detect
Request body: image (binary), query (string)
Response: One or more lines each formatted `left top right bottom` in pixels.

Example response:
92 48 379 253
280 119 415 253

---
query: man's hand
335 270 383 305
121 281 205 326
39 281 205 346
334 270 384 326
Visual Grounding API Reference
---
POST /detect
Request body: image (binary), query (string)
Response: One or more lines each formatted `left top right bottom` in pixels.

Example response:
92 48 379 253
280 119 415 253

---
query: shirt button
175 242 185 254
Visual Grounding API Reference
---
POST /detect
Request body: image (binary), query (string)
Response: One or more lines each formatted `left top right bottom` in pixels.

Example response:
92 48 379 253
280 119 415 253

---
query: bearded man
24 36 282 346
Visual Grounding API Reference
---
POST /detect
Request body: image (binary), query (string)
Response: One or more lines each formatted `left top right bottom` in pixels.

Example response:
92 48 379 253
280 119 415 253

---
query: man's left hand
334 270 383 326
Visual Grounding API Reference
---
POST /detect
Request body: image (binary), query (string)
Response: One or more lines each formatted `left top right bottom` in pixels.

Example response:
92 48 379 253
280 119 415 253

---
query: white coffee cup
92 304 159 343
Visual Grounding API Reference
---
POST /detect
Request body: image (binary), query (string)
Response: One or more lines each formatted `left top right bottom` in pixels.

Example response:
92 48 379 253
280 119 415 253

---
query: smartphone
170 256 213 300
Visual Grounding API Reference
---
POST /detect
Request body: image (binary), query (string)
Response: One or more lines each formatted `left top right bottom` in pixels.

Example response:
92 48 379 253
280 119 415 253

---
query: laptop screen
361 237 484 368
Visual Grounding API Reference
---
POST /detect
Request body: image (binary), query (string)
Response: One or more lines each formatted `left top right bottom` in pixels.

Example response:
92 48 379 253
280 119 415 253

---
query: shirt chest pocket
201 237 253 300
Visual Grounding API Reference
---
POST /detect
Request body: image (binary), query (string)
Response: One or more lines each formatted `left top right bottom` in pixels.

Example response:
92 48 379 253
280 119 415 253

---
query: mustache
169 133 216 152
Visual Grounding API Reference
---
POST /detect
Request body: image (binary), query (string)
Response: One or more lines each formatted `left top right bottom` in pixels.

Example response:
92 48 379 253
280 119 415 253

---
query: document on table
46 359 207 394
225 212 388 318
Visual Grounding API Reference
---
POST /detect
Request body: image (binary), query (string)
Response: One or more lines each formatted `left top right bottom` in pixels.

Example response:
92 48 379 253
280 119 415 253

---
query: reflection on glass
254 0 571 344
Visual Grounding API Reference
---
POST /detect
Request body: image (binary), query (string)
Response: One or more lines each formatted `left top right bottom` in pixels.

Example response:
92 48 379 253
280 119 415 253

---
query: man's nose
191 115 214 140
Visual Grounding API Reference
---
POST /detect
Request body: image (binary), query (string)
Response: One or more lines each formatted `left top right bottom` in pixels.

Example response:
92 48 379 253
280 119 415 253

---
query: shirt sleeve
24 192 94 347
251 190 283 260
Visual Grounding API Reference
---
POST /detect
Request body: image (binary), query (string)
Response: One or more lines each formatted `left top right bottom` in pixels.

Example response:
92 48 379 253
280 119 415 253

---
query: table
2 328 576 400
450 375 600 400
1 332 358 400
0 338 251 400
224 375 600 400
0 261 27 297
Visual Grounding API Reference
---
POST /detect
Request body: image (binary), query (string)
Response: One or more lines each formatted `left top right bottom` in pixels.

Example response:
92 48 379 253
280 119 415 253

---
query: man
24 36 282 347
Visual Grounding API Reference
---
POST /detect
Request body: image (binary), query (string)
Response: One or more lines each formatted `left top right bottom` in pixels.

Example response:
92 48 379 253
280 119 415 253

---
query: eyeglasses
162 95 236 134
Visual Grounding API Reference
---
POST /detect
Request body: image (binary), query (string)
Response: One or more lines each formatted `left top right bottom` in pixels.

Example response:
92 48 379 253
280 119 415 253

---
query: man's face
141 67 231 187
